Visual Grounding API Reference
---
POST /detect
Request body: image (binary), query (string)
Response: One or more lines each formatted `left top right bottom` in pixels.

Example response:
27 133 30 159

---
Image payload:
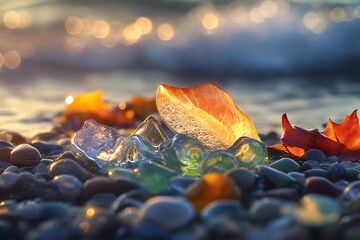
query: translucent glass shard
73 119 123 168
132 116 168 146
112 134 157 167
200 150 238 175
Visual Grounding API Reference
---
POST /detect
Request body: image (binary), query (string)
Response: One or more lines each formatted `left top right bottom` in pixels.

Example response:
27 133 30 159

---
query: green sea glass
200 150 238 175
228 137 267 169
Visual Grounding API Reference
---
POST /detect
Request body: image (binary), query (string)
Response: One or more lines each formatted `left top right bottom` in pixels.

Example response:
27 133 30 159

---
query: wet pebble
0 140 13 162
31 141 64 156
170 176 198 194
10 144 41 167
52 174 83 200
26 219 81 240
303 169 327 178
48 158 93 182
325 163 347 182
137 196 195 231
302 149 327 162
257 165 298 189
249 198 286 225
201 200 245 220
269 158 301 173
225 167 256 192
305 176 342 198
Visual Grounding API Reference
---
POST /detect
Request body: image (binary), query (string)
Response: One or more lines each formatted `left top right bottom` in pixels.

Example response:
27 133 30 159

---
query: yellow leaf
156 83 260 150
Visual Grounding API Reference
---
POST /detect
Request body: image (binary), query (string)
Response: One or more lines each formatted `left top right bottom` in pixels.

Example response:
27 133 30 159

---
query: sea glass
132 116 168 146
135 160 178 193
112 134 157 167
158 134 206 177
228 136 267 169
73 119 123 168
200 150 238 175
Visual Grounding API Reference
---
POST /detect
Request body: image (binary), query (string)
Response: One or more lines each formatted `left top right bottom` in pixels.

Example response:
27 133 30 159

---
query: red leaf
279 110 360 161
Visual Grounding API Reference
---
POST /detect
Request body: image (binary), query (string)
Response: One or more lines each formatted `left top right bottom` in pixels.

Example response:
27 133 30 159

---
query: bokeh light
135 17 153 35
123 23 142 45
303 12 326 34
249 7 265 23
92 20 110 39
202 12 219 30
4 51 21 69
0 53 4 68
260 1 278 18
157 23 174 41
65 16 83 35
4 11 21 29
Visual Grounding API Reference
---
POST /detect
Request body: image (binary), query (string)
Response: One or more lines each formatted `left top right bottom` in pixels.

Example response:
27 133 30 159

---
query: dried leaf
279 110 360 161
59 90 157 132
156 83 260 150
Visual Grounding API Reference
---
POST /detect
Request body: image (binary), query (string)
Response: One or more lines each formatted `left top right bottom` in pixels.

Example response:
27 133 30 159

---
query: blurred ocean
0 0 359 137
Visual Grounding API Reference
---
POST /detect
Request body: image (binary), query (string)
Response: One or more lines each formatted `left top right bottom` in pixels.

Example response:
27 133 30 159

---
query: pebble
249 198 286 225
137 196 195 231
225 167 256 192
269 158 301 173
170 176 198 194
302 149 327 162
48 158 93 182
201 200 245 220
10 144 42 167
305 176 342 198
52 174 83 200
257 165 298 189
0 140 13 162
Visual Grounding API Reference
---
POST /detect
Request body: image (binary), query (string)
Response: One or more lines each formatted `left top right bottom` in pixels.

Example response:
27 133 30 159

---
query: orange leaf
280 110 360 161
156 83 260 150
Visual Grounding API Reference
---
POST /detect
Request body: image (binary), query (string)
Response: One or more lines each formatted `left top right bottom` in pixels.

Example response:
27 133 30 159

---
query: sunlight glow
65 96 74 105
86 208 95 218
157 23 174 41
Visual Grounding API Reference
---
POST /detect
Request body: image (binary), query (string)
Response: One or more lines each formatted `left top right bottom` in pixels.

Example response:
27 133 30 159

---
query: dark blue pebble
170 176 198 193
303 169 327 178
305 176 342 198
26 220 82 240
201 201 246 220
132 222 169 240
325 163 348 182
86 193 117 209
31 141 64 156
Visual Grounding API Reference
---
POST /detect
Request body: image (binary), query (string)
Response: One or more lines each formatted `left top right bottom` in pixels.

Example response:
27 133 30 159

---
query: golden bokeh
135 17 153 35
92 20 110 39
65 16 83 35
4 11 21 29
86 208 95 218
330 8 347 23
260 1 278 18
202 12 219 30
4 51 21 69
157 23 174 41
303 12 326 34
123 23 142 45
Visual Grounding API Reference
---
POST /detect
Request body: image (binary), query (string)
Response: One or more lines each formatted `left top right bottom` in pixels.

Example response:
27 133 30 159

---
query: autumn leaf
59 90 157 132
156 83 260 150
277 110 360 161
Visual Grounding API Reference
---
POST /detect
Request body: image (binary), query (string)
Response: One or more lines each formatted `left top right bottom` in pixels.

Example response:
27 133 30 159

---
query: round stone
52 174 83 200
269 158 301 173
305 177 342 198
137 196 195 231
225 167 256 192
249 198 286 225
295 194 340 226
49 158 93 182
10 144 41 167
302 149 326 162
